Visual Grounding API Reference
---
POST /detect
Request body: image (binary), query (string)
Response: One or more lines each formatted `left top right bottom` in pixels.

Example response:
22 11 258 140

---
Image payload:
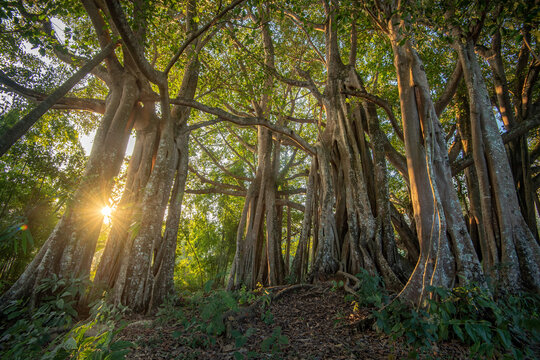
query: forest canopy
0 0 539 358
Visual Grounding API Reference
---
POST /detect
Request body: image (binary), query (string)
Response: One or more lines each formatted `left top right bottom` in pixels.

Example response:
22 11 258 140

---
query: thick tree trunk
228 127 285 289
1 75 138 305
456 39 540 292
308 6 405 291
291 158 316 282
228 10 286 289
484 35 538 241
92 102 159 299
387 19 483 304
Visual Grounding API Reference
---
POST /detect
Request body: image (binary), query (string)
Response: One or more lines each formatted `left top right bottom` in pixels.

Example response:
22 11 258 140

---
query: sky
79 130 136 156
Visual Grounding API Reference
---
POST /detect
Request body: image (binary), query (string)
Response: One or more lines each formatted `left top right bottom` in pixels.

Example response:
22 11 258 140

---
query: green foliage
44 296 133 360
155 293 185 325
372 284 540 359
260 326 289 355
353 269 388 308
0 275 133 360
0 275 84 359
0 216 33 256
43 323 134 360
237 285 257 305
159 286 287 359
169 285 239 348
0 109 87 289
175 193 240 291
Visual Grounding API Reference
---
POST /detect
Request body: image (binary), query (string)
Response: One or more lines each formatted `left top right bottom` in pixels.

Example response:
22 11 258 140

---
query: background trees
0 0 539 314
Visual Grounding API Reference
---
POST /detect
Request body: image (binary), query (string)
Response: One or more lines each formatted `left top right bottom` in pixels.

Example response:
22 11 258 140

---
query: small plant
155 293 185 325
237 285 257 305
354 269 387 307
0 275 134 360
43 320 134 360
261 309 274 325
330 279 344 292
260 326 289 355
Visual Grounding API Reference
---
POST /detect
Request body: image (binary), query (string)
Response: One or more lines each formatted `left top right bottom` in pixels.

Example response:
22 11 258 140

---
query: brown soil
118 284 471 359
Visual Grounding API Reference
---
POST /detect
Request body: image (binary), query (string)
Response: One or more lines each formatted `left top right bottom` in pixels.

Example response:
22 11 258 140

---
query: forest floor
117 283 471 359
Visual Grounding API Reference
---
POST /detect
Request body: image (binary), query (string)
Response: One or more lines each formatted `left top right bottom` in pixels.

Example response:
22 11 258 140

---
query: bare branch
192 135 253 182
0 79 105 114
275 198 305 212
185 188 247 197
218 129 256 173
189 165 247 191
278 188 306 196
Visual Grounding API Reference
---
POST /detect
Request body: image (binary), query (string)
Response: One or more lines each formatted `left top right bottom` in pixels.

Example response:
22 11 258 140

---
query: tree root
337 270 360 296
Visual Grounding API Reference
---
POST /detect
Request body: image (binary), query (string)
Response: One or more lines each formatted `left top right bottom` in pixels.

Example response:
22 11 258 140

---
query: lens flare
20 224 28 231
101 206 112 224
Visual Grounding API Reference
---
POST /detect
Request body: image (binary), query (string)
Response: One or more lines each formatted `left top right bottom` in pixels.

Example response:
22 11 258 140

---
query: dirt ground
118 284 471 359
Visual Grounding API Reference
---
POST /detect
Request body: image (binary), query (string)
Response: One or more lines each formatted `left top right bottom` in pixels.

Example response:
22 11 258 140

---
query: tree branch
0 79 105 114
185 188 247 197
171 98 316 155
165 0 247 74
104 0 164 84
452 107 540 175
0 42 115 157
434 61 462 116
192 135 253 182
188 165 247 191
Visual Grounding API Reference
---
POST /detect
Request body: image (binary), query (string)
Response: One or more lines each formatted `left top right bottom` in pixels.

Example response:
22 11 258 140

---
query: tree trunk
307 5 405 291
456 39 540 292
387 18 483 304
151 128 190 308
1 74 138 305
92 101 159 299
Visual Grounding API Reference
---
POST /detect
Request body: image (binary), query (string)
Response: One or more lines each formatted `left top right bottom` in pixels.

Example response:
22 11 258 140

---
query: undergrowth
350 270 540 359
156 279 288 359
0 275 133 360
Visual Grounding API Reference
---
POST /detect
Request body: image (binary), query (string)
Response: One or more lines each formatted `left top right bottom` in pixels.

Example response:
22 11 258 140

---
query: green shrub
0 275 85 359
372 284 540 359
0 275 134 360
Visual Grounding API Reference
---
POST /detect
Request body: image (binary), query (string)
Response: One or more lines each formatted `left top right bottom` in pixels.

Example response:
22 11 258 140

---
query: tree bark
385 14 483 304
1 74 138 305
456 38 540 292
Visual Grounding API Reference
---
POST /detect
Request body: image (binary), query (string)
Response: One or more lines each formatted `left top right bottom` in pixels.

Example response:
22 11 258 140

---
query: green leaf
64 337 78 351
260 337 273 352
203 279 215 293
453 324 464 341
496 328 511 349
109 340 134 351
56 299 64 309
